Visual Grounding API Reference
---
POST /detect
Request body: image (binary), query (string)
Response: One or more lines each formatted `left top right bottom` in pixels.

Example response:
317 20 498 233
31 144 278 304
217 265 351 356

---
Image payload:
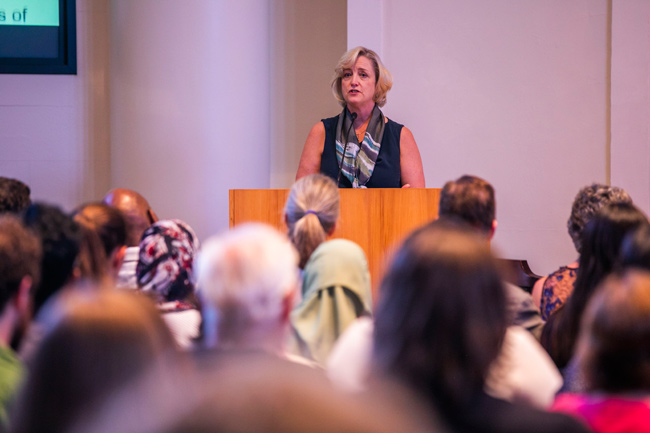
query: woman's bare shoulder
296 122 327 180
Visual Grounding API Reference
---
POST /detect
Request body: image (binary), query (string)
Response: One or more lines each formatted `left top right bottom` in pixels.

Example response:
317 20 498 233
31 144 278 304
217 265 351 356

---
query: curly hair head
568 184 632 254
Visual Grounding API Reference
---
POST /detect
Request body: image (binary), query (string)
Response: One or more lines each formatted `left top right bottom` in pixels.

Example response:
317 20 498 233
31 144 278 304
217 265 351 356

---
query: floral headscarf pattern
136 219 199 303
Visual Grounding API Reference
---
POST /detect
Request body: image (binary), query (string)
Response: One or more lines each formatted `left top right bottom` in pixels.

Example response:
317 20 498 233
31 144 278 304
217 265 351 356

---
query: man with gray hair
196 223 301 357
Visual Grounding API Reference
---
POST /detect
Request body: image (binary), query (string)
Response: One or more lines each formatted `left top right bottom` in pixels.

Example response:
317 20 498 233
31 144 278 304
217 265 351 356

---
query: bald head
103 189 158 246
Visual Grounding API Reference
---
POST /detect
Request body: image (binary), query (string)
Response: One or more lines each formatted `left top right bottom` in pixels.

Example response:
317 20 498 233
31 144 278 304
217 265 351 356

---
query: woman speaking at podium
296 47 425 188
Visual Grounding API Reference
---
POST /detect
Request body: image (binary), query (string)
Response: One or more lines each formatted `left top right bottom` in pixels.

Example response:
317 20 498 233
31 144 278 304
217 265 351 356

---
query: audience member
0 216 41 426
620 223 650 271
73 202 127 282
285 173 339 269
21 203 82 316
19 204 83 364
533 184 632 319
103 188 158 289
0 177 30 214
552 270 650 433
136 219 200 349
542 203 649 378
196 223 302 361
74 224 108 282
290 238 372 365
438 175 544 337
11 289 182 433
371 220 591 433
284 174 372 365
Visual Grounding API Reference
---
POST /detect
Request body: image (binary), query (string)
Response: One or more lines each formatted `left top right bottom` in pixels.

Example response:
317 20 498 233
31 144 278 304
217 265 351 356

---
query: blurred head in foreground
69 351 443 433
11 289 180 433
373 219 507 411
577 270 650 393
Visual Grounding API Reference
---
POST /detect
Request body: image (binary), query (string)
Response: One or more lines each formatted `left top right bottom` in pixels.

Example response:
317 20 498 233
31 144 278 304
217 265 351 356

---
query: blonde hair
285 174 340 269
331 46 393 108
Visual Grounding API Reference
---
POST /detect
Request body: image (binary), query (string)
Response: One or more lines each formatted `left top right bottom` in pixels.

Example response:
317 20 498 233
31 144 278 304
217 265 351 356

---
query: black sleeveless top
319 115 402 188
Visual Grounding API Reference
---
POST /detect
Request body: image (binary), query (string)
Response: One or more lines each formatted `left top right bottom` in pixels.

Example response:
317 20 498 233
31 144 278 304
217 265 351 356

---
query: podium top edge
229 188 438 192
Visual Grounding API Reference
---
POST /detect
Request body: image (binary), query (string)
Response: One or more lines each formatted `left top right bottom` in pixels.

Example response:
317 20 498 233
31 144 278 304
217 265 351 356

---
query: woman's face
341 55 377 110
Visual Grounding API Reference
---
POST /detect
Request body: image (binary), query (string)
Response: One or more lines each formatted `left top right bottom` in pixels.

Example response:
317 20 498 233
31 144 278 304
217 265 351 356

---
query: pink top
552 393 650 433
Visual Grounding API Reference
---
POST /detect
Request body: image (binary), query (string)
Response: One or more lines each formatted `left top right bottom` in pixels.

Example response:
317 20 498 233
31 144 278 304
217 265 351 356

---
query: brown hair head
439 175 495 235
11 289 180 433
578 270 650 392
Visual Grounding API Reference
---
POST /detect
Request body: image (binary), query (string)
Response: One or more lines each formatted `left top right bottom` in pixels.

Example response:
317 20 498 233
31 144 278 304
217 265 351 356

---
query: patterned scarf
136 219 200 304
335 105 386 188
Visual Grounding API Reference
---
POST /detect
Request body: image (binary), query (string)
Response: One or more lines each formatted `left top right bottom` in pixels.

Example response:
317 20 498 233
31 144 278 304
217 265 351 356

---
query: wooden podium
229 188 440 297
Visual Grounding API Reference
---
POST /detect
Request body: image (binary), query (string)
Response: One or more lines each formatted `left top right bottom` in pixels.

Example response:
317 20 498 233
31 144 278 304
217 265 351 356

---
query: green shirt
0 345 24 426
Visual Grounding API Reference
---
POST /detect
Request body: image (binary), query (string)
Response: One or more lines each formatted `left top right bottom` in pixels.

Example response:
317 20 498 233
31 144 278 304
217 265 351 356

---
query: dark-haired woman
533 184 632 319
542 203 649 387
620 223 650 270
372 220 590 433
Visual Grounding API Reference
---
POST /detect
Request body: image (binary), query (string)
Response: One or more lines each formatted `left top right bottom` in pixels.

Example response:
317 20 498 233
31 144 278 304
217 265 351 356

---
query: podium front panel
230 188 440 300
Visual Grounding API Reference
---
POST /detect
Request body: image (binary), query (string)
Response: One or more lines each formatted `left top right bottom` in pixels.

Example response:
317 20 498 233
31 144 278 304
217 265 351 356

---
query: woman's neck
348 103 374 128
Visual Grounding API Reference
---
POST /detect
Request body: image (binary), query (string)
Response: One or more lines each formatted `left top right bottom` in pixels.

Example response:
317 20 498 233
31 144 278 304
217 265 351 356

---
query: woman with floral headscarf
137 219 200 349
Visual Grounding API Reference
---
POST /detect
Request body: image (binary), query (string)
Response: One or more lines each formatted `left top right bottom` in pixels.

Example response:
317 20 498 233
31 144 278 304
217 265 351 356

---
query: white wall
0 0 110 210
350 0 620 275
110 0 346 240
269 0 347 188
611 0 650 216
110 0 273 240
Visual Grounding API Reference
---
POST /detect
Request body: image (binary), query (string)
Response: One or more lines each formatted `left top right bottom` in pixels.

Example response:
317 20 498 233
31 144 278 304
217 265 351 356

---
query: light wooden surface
229 188 440 299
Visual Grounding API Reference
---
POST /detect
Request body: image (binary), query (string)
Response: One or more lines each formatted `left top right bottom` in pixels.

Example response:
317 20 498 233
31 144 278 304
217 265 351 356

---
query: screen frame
0 0 77 75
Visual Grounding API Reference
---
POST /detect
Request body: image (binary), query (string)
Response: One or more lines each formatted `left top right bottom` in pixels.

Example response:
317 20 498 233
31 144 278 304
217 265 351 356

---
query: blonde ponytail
285 175 340 268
